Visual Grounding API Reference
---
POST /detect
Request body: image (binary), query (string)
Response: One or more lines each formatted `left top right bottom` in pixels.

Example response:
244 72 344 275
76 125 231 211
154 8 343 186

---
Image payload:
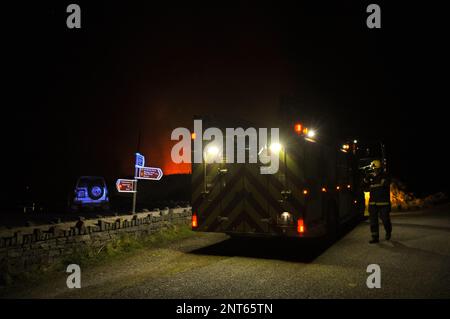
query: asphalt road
2 205 450 298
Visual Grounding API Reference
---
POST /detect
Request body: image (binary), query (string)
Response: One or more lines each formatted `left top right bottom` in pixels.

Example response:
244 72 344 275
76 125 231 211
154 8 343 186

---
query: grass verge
0 224 196 289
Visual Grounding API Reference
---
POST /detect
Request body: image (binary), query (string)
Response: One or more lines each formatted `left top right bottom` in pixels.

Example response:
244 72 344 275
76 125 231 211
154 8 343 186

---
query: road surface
2 205 450 298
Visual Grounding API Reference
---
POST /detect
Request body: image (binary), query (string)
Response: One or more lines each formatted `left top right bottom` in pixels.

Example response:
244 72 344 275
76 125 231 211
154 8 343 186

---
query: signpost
115 153 164 213
132 153 145 213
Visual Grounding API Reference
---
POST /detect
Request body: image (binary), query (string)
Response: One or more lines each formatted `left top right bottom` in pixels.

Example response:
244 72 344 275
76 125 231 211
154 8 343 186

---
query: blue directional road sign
135 153 145 167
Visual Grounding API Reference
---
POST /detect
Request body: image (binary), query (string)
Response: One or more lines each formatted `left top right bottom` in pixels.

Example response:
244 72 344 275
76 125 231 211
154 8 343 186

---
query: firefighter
364 159 392 244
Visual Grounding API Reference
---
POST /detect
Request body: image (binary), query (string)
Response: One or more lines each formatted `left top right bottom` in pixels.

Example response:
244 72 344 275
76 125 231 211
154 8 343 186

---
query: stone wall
0 207 192 278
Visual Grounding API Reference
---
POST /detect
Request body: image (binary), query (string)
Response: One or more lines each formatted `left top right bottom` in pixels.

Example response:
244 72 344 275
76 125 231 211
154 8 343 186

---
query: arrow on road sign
135 167 163 180
116 179 137 193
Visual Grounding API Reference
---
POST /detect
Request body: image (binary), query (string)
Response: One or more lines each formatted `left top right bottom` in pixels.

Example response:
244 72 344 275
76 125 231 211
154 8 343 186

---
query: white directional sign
116 179 137 193
135 166 163 180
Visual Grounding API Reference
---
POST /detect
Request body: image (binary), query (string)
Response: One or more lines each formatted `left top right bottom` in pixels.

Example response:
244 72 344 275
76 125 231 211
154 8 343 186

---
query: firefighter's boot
369 236 379 244
385 232 391 240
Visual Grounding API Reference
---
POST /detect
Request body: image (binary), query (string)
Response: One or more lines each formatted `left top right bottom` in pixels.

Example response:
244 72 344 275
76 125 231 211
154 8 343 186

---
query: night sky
4 1 449 208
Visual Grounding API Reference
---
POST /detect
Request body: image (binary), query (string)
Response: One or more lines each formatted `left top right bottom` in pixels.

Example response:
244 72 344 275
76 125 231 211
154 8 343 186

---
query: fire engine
191 117 366 239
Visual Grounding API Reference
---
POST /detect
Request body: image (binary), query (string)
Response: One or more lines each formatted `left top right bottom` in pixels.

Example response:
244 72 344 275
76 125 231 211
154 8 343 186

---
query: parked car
69 176 110 212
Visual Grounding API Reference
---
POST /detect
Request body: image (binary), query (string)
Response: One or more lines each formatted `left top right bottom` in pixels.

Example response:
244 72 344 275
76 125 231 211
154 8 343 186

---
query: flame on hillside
390 179 447 211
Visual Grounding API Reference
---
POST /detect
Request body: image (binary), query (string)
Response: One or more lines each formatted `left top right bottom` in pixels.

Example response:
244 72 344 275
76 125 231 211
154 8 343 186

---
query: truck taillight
192 214 198 228
297 219 305 234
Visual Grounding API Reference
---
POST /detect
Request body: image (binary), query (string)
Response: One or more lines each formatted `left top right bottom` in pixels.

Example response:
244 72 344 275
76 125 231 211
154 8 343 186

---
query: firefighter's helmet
371 159 382 169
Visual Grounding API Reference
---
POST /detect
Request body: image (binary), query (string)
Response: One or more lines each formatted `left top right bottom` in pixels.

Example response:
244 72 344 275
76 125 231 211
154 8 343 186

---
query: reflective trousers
369 204 392 239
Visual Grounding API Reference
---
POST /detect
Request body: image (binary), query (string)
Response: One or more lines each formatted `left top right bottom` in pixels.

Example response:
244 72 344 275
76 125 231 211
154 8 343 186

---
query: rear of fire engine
191 118 364 239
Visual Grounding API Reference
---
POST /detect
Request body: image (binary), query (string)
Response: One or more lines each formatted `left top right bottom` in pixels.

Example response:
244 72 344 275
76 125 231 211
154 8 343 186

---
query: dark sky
4 0 449 205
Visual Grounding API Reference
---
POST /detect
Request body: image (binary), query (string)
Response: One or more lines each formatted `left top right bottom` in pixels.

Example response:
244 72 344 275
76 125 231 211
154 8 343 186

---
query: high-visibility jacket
365 174 391 206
